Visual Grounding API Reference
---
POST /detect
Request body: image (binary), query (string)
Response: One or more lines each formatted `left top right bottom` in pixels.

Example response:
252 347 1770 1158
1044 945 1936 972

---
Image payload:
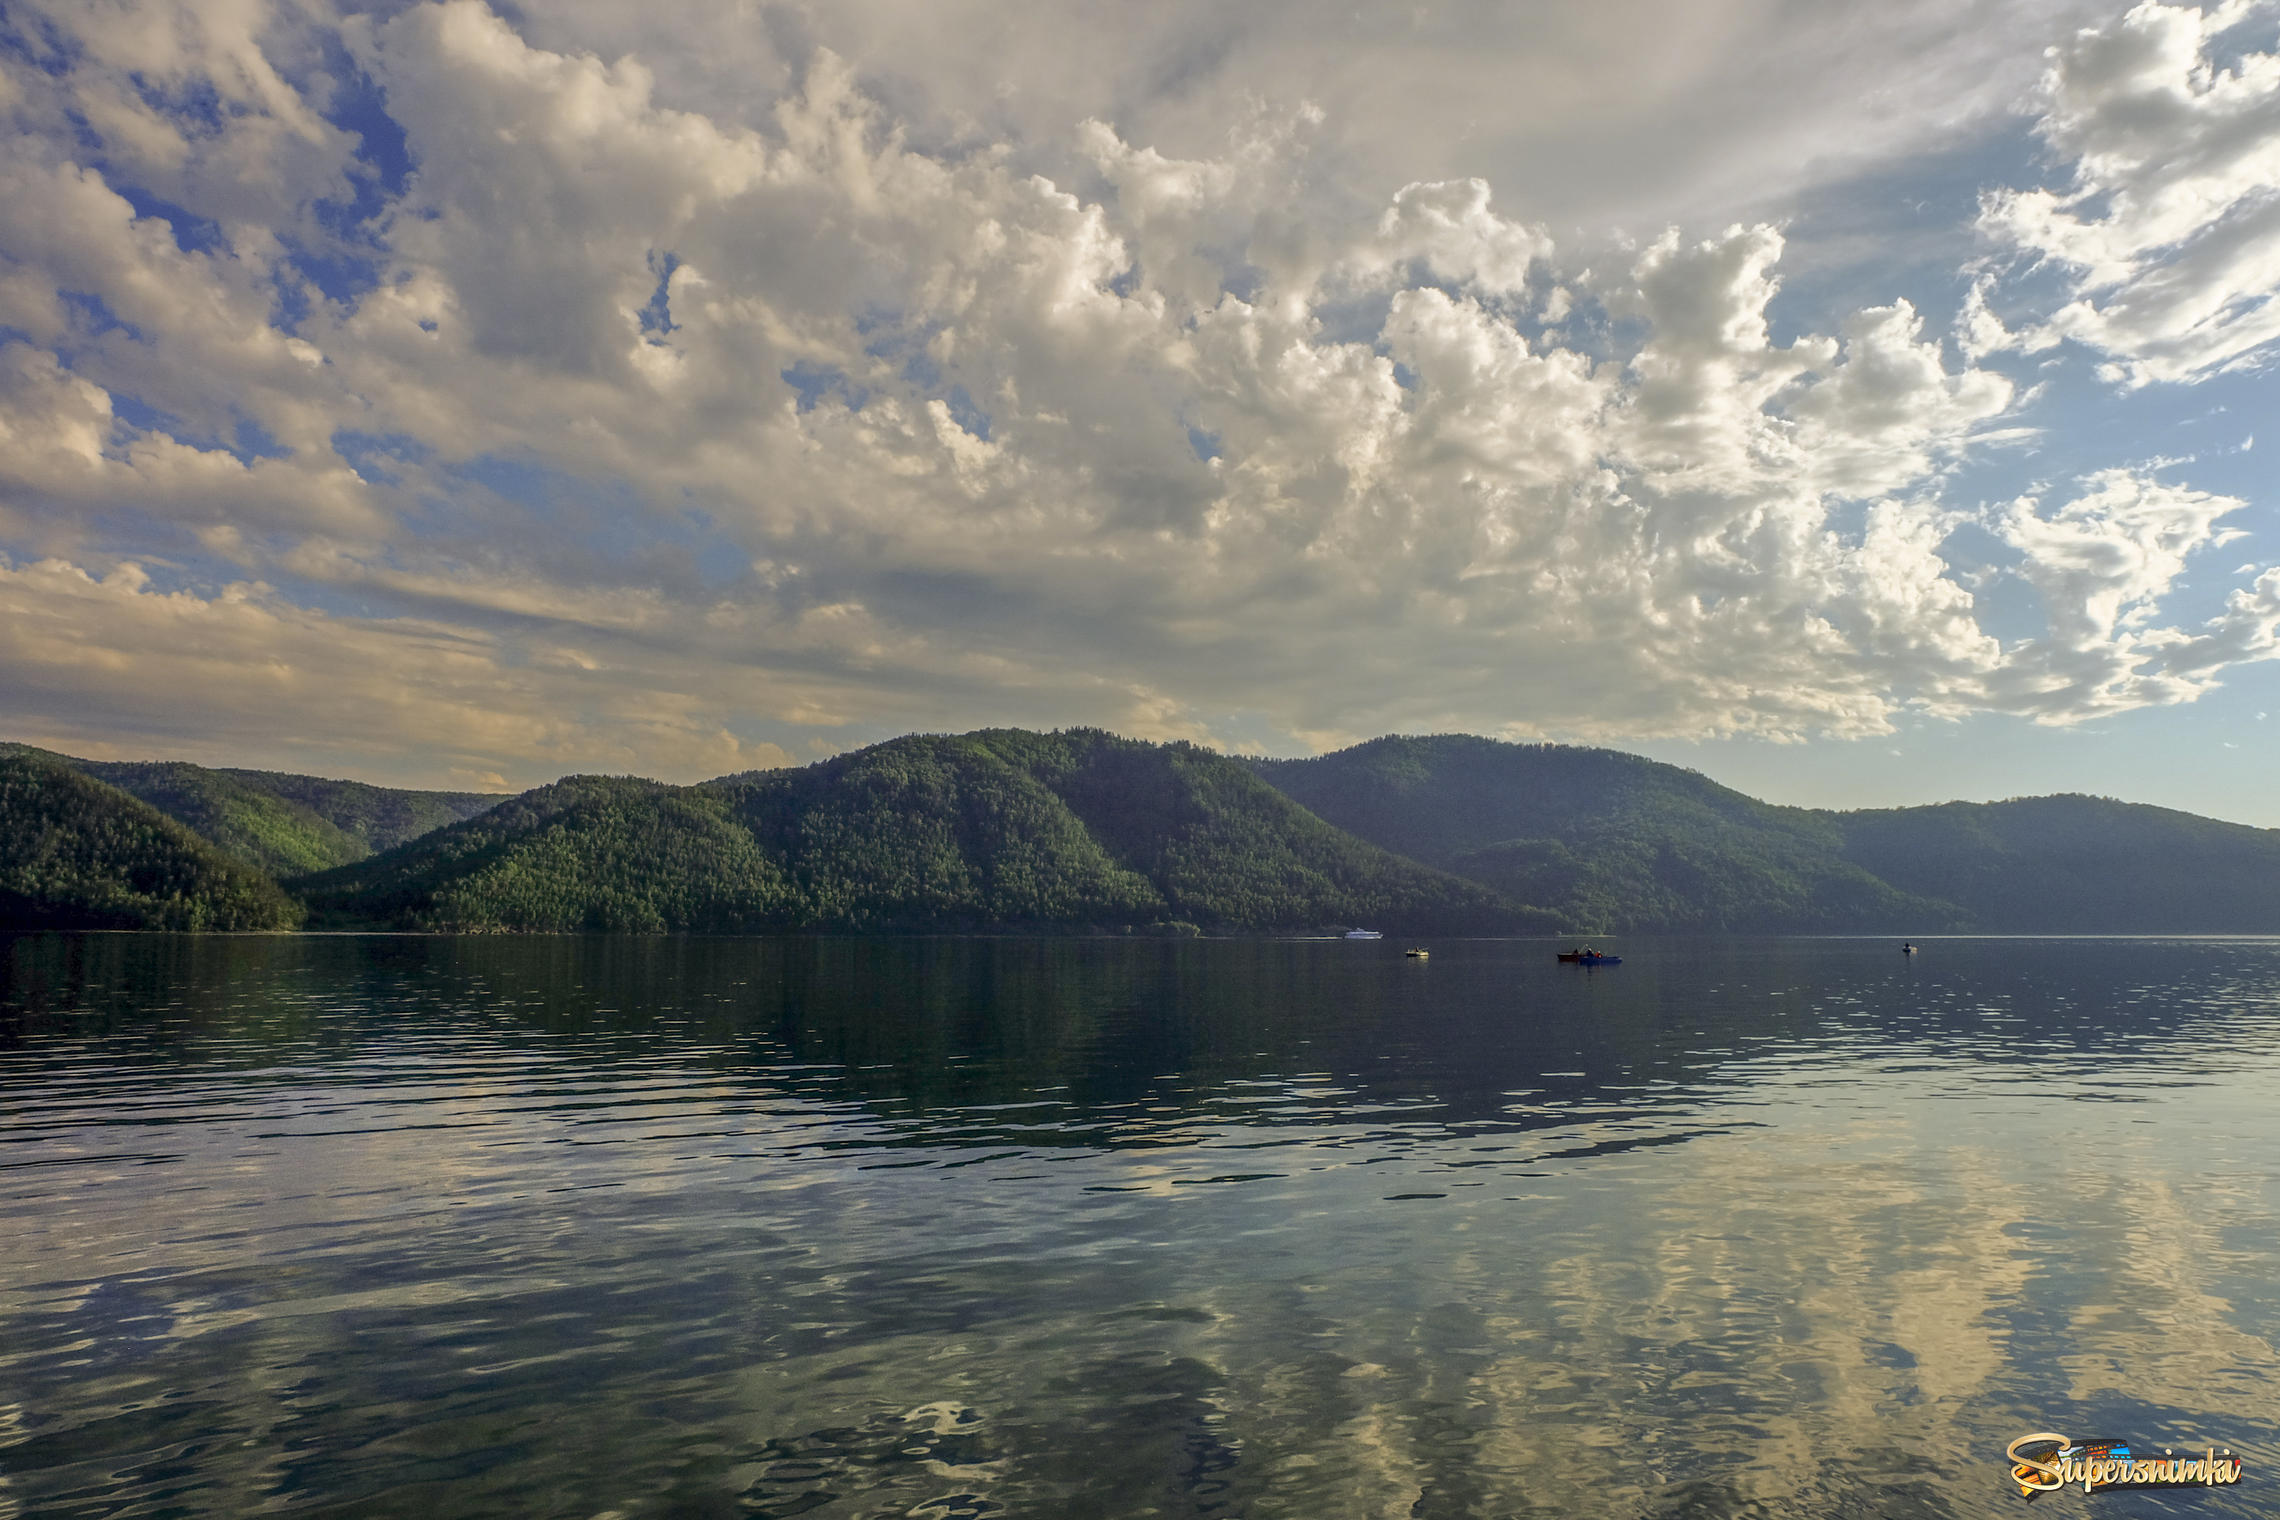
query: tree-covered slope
0 750 304 931
1253 735 1960 932
302 731 1541 934
1837 795 2280 933
711 735 1165 931
1 745 503 877
27 726 2274 937
65 759 370 876
211 769 499 853
296 776 795 932
963 729 1528 930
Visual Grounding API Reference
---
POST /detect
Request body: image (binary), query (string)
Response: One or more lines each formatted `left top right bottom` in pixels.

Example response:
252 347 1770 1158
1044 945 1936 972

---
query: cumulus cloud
1980 1 2280 384
0 0 2275 781
1360 179 1551 296
1990 470 2257 718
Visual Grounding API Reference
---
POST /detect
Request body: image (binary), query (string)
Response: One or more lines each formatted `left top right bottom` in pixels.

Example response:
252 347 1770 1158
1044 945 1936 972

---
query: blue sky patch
278 236 385 309
125 69 226 135
230 418 291 465
332 430 432 488
782 361 869 413
0 7 77 77
639 251 681 339
58 290 142 343
942 384 990 441
317 39 415 206
111 185 226 256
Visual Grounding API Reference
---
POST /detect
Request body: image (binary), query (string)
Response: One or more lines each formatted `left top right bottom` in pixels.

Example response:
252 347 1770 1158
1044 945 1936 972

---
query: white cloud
0 0 2273 782
1988 470 2269 718
1 0 354 231
502 0 2114 232
1360 179 1551 296
1980 1 2280 383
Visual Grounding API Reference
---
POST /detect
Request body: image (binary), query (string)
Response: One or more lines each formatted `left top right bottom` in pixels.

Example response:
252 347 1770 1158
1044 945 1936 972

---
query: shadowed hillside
209 768 500 855
2 745 502 878
14 727 2279 936
0 750 304 931
300 730 1545 935
1837 795 2280 933
1254 735 1958 932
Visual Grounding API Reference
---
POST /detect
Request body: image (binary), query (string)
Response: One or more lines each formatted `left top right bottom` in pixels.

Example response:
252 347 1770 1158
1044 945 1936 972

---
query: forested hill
0 745 500 877
1251 736 1957 932
1837 795 2280 933
1252 735 2280 933
204 768 500 854
0 750 303 930
299 730 1545 934
12 727 2280 936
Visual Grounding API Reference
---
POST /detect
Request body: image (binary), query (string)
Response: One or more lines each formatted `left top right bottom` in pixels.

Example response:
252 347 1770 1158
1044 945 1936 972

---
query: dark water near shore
3 934 2278 1518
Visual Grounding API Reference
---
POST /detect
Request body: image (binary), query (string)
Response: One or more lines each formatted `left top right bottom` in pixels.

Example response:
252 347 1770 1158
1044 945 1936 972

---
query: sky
3 0 2280 821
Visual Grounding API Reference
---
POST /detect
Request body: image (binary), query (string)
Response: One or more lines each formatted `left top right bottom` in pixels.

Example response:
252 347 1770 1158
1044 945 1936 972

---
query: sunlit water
3 934 2278 1518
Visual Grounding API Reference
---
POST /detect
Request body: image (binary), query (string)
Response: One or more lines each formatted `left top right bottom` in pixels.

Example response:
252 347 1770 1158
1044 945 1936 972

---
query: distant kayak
1557 950 1621 966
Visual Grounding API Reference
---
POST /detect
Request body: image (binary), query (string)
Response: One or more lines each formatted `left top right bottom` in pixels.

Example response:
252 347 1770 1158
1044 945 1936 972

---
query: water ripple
3 933 2279 1517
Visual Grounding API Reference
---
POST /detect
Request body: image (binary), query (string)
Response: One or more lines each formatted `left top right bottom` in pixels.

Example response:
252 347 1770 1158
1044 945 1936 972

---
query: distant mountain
57 758 369 876
204 768 500 856
0 746 500 878
300 730 1543 934
1254 734 2280 933
14 726 2279 937
298 774 790 933
0 749 303 931
1253 735 1959 932
1837 795 2280 933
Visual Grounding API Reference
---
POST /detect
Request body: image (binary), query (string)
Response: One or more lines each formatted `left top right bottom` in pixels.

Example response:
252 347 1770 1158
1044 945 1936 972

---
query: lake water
3 934 2278 1519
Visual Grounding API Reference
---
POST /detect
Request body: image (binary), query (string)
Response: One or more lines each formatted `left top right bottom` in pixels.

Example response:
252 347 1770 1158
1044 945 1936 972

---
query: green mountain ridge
0 745 502 878
6 728 2279 935
204 767 501 856
1251 734 2280 933
0 750 303 931
1837 794 2280 933
298 730 1542 934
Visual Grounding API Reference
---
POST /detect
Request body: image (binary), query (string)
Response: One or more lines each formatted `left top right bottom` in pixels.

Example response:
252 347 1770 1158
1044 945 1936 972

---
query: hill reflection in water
2 934 2278 1518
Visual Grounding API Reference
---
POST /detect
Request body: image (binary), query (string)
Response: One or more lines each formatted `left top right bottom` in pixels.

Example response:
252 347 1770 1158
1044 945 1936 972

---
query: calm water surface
2 934 2278 1518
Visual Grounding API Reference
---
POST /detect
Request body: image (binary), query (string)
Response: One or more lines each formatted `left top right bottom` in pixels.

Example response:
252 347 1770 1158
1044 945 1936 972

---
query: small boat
1901 941 1918 955
1404 948 1429 958
1558 949 1621 966
1344 928 1383 940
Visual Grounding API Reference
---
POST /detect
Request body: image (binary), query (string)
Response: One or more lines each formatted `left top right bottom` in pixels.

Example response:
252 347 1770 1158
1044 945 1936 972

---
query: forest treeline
295 730 1531 934
1252 735 2280 933
0 749 303 931
7 730 2280 935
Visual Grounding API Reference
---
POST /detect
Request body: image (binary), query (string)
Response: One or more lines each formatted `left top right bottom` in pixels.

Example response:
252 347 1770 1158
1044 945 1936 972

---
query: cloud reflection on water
2 933 2278 1517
